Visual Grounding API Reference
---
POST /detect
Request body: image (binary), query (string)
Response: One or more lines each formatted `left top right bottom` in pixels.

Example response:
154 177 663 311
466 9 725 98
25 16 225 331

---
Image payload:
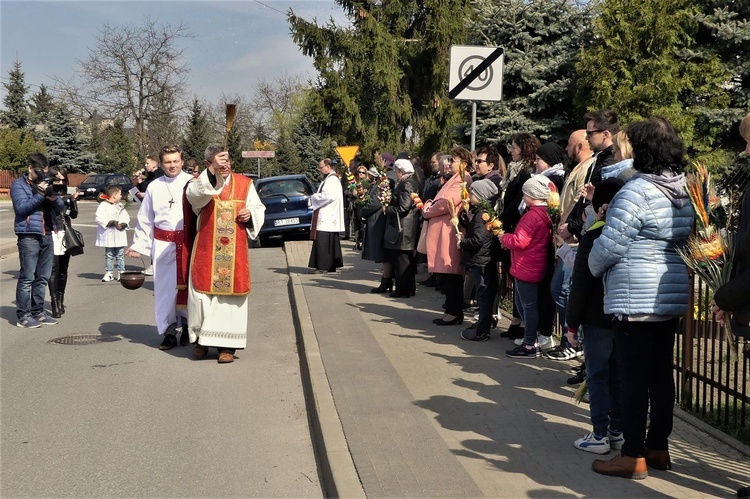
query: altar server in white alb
308 158 344 274
126 145 193 351
185 145 265 364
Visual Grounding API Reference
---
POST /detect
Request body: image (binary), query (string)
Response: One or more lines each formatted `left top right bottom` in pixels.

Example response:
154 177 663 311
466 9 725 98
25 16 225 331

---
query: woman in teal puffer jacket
587 117 694 480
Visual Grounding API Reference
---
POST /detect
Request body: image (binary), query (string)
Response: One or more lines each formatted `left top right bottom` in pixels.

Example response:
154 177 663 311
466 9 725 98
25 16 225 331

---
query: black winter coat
459 206 493 269
565 224 612 331
384 175 420 251
567 146 616 238
501 169 531 233
56 195 78 226
714 186 750 337
360 184 387 263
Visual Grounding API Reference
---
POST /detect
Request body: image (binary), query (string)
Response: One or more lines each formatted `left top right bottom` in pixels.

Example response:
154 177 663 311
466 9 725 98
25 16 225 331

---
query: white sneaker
537 334 557 352
608 430 624 450
574 432 611 454
101 272 114 282
142 265 154 276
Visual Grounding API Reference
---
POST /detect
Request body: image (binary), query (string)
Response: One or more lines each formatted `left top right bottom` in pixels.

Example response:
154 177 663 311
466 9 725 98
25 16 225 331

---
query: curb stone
287 258 365 498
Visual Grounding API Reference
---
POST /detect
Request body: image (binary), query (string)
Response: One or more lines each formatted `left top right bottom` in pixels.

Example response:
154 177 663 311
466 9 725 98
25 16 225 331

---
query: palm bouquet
373 152 392 208
676 161 738 359
479 201 503 236
547 189 561 228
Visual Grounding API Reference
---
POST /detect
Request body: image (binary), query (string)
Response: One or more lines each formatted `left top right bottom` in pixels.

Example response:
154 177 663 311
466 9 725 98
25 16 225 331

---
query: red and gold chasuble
190 174 252 295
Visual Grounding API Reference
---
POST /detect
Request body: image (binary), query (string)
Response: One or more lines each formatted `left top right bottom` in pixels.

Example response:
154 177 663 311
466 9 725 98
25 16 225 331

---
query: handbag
384 213 402 245
416 220 429 254
62 219 85 256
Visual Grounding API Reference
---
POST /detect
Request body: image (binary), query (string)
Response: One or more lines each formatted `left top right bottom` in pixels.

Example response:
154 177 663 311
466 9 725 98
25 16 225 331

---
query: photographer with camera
10 153 65 328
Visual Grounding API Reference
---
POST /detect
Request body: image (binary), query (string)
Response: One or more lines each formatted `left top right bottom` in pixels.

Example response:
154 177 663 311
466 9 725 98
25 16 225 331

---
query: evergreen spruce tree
182 98 212 161
273 131 302 176
88 121 107 167
29 84 56 126
291 105 326 180
1 59 31 130
575 0 730 162
103 119 136 174
226 127 244 171
694 0 750 150
463 0 593 146
44 104 100 173
288 0 471 159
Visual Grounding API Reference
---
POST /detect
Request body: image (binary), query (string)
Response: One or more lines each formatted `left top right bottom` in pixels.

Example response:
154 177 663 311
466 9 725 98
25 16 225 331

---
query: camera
32 168 67 197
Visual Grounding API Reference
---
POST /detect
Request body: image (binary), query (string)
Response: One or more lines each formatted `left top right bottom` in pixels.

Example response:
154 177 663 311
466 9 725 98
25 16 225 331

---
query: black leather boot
58 293 65 315
50 294 62 319
370 277 393 293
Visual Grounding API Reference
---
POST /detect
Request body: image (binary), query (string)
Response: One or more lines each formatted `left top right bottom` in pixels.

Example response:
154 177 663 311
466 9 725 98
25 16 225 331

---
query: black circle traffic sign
458 56 494 92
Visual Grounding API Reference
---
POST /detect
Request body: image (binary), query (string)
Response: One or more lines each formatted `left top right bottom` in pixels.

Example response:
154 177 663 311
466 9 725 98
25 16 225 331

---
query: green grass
684 402 750 445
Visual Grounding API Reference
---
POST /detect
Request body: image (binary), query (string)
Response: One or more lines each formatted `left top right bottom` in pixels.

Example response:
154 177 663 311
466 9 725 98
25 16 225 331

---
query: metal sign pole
471 102 477 152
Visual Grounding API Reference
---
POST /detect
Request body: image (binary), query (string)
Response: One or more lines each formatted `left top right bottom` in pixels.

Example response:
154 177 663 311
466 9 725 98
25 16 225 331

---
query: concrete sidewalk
287 239 749 498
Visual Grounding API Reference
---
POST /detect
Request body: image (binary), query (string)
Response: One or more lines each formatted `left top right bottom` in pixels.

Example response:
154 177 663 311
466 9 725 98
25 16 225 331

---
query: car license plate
274 217 299 227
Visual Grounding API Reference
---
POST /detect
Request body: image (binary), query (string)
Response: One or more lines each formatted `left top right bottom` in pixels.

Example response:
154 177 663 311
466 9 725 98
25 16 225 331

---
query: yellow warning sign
335 146 360 168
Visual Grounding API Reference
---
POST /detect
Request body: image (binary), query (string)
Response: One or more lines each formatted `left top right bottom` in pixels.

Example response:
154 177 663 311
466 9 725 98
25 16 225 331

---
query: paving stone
287 241 750 498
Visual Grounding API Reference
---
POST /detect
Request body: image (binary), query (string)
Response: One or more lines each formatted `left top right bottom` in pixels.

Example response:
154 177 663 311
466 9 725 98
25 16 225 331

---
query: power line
253 0 287 17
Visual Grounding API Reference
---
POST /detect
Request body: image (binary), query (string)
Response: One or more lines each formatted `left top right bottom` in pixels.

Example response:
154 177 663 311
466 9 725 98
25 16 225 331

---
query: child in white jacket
95 185 130 281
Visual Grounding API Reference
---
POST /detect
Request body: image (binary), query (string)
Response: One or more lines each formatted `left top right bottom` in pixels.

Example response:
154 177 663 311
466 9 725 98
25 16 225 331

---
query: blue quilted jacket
11 174 64 236
588 172 694 317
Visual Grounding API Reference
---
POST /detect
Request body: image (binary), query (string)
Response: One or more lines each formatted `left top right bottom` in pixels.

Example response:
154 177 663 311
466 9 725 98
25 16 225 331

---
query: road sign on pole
335 146 359 167
448 45 504 102
242 150 275 158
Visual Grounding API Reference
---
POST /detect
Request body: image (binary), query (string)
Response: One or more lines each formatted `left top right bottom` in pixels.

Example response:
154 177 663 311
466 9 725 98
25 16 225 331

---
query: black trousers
614 317 678 457
441 273 464 316
386 248 416 296
48 253 71 297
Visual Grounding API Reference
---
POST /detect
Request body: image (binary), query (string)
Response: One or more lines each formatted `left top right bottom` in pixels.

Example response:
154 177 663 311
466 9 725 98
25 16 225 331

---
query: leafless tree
55 18 194 161
251 73 308 142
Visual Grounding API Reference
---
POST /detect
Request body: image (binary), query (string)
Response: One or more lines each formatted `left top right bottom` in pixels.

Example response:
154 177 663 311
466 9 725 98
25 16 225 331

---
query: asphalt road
0 201 322 497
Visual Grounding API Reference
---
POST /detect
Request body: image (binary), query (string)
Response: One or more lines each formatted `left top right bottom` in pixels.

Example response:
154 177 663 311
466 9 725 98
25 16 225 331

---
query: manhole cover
49 335 122 345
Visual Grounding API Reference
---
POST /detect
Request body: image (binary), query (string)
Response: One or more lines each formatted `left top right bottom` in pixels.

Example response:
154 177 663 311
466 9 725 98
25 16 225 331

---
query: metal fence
676 273 750 439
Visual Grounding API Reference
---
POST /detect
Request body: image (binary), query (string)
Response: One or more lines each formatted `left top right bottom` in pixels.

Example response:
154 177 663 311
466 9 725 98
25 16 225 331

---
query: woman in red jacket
501 175 554 358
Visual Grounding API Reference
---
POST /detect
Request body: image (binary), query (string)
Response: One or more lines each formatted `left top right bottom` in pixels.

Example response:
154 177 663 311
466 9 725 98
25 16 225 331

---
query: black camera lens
45 184 67 197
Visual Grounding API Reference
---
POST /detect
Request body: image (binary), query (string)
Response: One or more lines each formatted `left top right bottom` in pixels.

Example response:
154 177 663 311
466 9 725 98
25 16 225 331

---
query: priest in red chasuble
184 145 265 364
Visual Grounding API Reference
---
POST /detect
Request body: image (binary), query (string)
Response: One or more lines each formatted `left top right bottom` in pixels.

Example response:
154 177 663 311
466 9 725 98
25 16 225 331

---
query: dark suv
255 174 315 240
77 174 135 201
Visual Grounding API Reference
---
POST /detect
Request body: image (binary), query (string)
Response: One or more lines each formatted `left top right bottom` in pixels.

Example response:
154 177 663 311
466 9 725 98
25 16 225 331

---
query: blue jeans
550 256 574 327
582 324 622 436
514 278 539 347
105 246 125 272
16 234 54 320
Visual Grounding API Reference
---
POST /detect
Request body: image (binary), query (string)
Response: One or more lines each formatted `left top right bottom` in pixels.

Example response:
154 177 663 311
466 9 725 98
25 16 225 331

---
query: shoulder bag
384 213 402 245
62 218 85 256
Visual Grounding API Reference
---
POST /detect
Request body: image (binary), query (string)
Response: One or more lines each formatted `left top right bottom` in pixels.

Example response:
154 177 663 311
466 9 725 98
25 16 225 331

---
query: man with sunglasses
561 109 619 243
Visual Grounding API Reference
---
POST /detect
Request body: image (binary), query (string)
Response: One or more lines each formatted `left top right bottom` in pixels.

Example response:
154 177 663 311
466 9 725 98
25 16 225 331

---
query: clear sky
0 0 348 105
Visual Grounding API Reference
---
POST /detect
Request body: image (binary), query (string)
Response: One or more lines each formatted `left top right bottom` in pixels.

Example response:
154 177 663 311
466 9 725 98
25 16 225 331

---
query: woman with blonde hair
601 131 635 180
422 147 473 325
